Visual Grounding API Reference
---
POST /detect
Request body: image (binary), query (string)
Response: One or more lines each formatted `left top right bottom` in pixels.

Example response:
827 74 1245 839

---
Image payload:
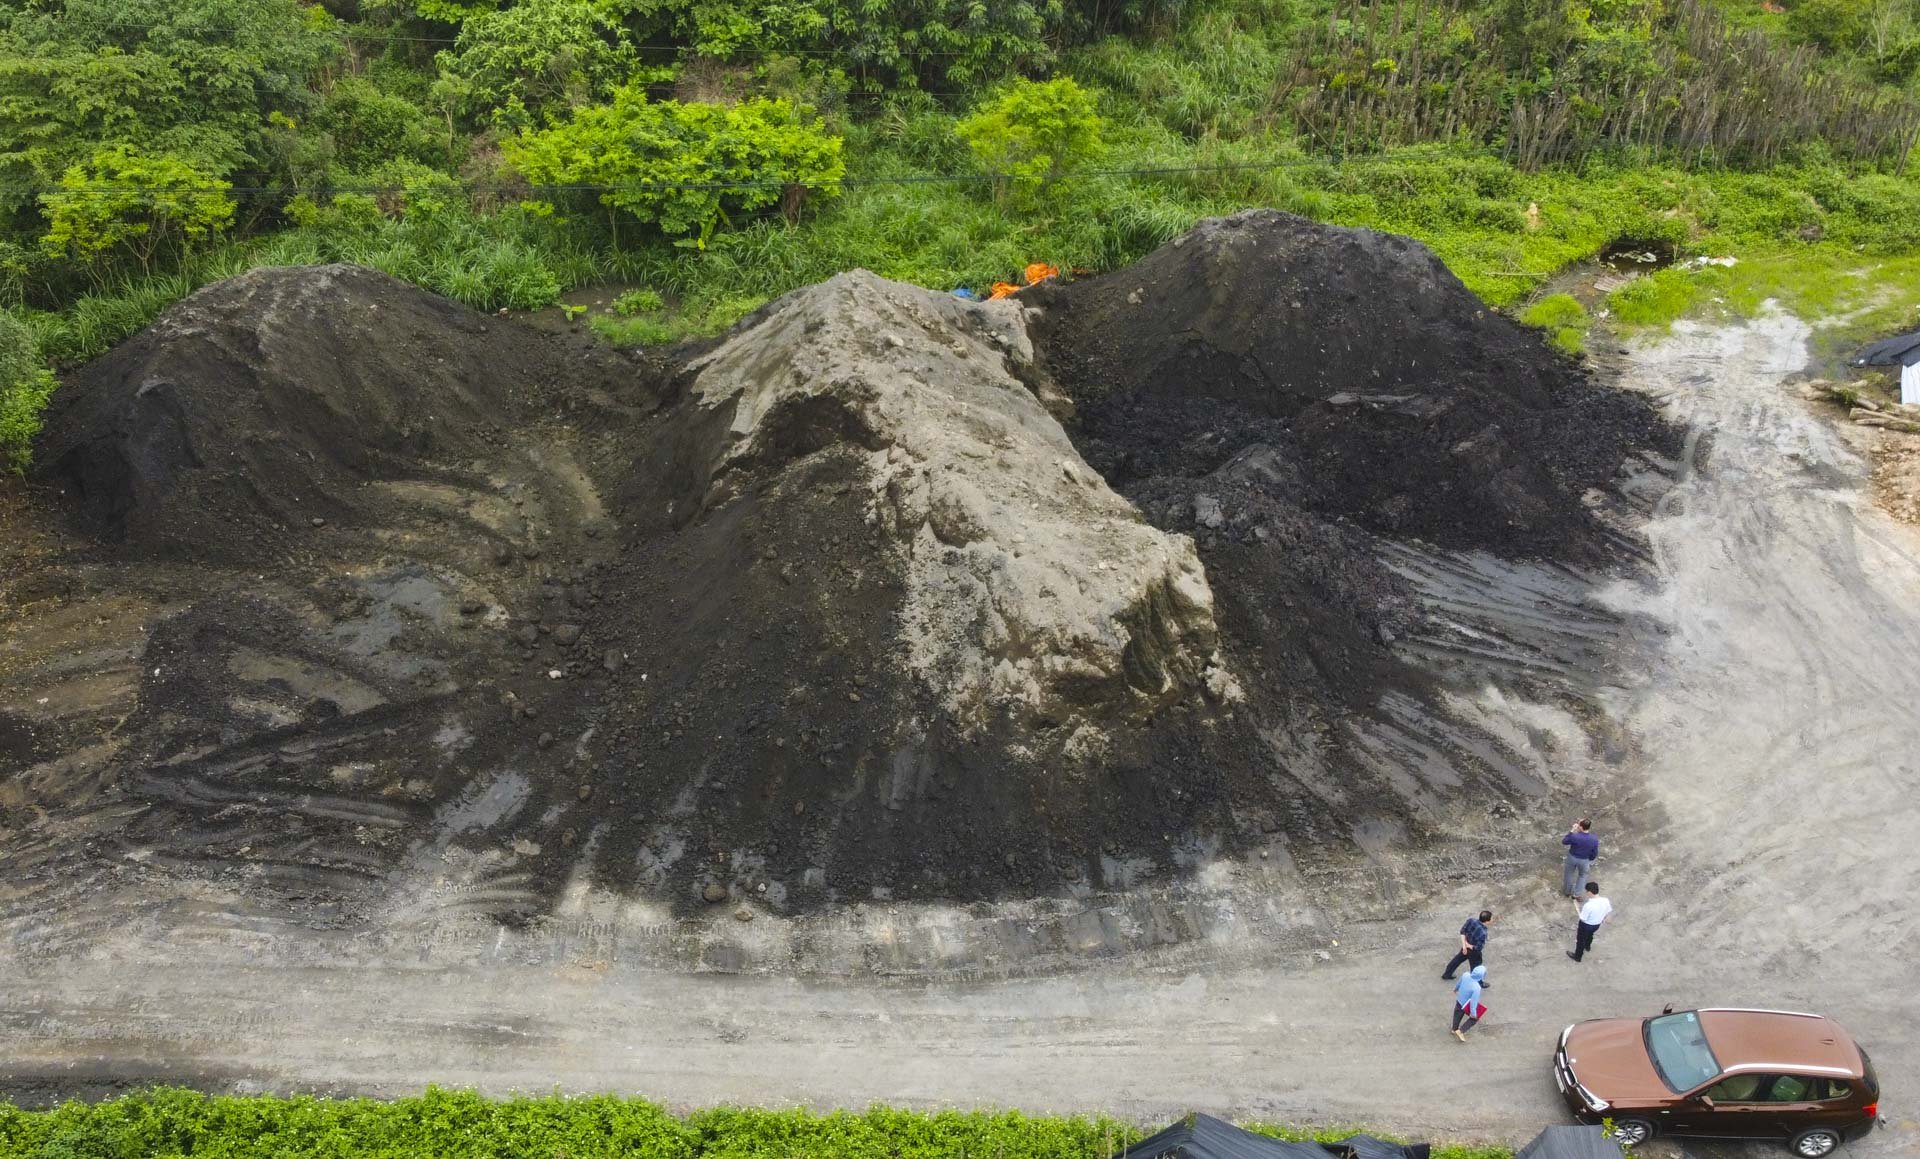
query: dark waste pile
1 213 1675 924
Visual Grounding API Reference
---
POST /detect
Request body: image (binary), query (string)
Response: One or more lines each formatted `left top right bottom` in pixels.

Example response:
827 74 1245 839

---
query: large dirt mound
1029 210 1671 559
36 264 643 562
665 272 1226 730
5 217 1675 927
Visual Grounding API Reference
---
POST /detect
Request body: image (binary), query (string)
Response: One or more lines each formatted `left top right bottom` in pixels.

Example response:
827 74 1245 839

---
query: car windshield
1644 1012 1721 1093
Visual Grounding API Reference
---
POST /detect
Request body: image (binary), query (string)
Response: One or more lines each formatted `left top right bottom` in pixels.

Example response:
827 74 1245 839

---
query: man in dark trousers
1561 818 1599 897
1567 881 1613 962
1441 909 1493 985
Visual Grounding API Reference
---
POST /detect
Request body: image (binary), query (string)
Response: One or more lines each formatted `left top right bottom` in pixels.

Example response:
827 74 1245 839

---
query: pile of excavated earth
0 210 1674 922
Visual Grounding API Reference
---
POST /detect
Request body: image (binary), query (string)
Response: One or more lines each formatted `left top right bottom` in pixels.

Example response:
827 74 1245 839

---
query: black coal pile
1029 210 1672 560
35 264 646 563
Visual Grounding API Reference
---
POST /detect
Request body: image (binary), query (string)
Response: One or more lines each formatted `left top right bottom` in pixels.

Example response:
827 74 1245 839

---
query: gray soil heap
2 214 1673 922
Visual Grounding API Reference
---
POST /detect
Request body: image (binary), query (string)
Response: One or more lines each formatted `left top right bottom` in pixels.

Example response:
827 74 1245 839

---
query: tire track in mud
1612 314 1920 970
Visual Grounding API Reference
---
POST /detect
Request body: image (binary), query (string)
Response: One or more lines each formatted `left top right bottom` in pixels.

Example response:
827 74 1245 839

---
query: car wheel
1790 1128 1840 1158
1609 1118 1655 1146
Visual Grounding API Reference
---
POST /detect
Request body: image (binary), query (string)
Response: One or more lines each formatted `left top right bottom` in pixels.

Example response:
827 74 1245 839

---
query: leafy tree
433 0 639 128
0 308 56 474
314 77 439 174
1789 0 1873 51
674 0 830 61
39 147 236 276
957 77 1104 204
1492 0 1593 74
811 0 1057 89
0 0 340 191
504 85 845 245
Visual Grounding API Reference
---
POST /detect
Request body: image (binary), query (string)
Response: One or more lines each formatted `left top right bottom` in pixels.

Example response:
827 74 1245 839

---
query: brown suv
1553 1007 1881 1157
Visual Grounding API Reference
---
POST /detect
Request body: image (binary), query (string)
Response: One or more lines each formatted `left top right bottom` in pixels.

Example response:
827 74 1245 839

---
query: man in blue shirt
1441 909 1493 983
1561 819 1599 897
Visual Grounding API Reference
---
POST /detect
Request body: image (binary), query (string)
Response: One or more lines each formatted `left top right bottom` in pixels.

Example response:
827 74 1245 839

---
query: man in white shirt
1567 881 1612 962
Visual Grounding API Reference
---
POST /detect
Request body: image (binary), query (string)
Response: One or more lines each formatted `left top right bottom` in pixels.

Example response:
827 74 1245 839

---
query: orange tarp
987 263 1060 300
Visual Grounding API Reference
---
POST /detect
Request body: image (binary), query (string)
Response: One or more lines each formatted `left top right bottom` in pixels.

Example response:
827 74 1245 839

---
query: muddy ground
2 224 1913 1156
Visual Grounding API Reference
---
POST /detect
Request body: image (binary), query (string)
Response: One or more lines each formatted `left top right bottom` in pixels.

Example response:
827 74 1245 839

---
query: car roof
1697 1009 1863 1078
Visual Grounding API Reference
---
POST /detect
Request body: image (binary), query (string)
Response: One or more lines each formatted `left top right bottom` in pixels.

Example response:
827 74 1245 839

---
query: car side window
1820 1079 1852 1101
1705 1074 1764 1101
1765 1074 1816 1102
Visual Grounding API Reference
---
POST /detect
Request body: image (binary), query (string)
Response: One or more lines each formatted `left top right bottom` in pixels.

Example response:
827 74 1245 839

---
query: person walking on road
1567 881 1612 962
1441 910 1493 985
1450 964 1487 1041
1561 819 1599 897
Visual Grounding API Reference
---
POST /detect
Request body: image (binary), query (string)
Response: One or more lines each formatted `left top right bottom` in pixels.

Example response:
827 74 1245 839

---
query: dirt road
3 314 1915 1156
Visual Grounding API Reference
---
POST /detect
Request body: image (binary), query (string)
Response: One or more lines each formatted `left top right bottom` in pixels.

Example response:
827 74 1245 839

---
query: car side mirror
1662 1003 1675 1015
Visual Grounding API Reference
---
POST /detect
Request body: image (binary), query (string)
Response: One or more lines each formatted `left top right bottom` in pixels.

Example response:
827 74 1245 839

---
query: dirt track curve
3 312 1915 1158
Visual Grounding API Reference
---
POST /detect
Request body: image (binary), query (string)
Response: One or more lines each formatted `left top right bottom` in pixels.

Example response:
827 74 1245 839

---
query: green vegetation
0 1087 1510 1159
2 0 1919 471
958 78 1105 203
505 86 845 245
0 307 55 472
1520 292 1590 356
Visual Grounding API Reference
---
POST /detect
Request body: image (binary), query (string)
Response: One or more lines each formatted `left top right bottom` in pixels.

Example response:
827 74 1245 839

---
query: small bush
614 287 666 315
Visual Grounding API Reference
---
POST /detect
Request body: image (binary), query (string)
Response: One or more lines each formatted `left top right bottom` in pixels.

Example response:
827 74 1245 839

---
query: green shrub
314 77 438 173
1 309 56 473
432 0 639 127
614 287 667 315
505 87 845 247
958 77 1105 205
0 1090 1521 1159
1787 0 1870 52
38 147 237 277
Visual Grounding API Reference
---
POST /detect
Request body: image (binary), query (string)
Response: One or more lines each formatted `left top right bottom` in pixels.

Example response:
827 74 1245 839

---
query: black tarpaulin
1121 1115 1430 1159
1512 1125 1626 1159
1854 330 1920 367
1321 1135 1432 1159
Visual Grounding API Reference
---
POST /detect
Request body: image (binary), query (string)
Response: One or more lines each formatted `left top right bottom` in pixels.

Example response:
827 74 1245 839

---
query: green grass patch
1519 293 1590 356
1607 268 1708 329
1598 249 1920 369
0 1089 1512 1159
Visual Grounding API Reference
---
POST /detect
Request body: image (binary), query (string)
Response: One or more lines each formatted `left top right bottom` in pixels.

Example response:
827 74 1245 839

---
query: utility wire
13 10 1056 56
0 152 1495 198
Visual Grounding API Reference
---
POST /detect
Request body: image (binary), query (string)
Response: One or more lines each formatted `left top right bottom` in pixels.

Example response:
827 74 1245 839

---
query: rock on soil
671 271 1226 730
6 217 1674 922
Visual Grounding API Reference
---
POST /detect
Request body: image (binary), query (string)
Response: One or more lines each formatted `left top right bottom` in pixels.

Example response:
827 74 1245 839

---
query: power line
0 153 1483 198
6 11 1020 100
14 9 1059 58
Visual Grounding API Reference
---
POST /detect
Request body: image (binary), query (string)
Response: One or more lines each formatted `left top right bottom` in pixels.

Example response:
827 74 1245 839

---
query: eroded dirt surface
2 313 1913 1158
